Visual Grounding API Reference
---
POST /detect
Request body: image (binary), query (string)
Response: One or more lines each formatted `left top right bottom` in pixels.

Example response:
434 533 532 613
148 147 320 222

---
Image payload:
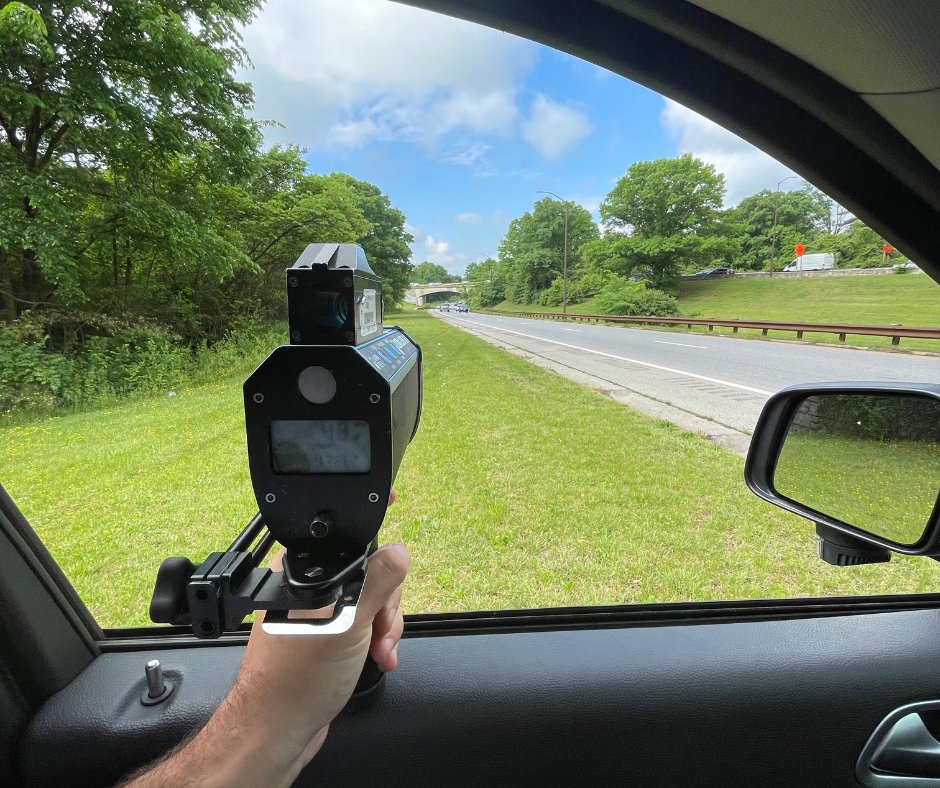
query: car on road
692 267 734 277
439 302 451 312
455 302 469 312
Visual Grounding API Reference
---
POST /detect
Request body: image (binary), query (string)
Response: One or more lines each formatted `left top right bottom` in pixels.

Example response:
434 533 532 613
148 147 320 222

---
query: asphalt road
437 310 940 443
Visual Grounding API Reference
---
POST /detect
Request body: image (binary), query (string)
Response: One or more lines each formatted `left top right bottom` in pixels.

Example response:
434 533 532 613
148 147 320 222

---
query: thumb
356 542 410 624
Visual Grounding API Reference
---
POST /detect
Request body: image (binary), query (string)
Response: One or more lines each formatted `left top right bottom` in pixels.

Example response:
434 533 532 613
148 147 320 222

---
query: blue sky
239 0 797 276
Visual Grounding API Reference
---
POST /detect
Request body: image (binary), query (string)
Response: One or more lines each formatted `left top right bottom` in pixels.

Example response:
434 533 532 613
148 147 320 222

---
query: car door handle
858 701 940 786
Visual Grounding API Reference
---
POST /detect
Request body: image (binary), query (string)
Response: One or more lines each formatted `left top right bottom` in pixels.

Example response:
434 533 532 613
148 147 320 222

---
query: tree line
0 1 414 411
464 154 905 312
0 2 412 375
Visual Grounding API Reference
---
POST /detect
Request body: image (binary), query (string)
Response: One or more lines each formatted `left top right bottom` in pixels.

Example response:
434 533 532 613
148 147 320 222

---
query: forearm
119 681 326 788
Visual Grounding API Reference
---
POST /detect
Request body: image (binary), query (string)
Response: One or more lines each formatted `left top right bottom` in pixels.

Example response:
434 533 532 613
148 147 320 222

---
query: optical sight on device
150 243 422 642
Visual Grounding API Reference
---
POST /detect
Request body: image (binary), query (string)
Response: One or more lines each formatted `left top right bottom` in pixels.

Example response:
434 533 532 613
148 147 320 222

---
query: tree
412 261 460 284
602 154 725 237
599 155 729 287
814 219 905 268
217 149 372 330
327 174 414 309
463 257 506 307
0 0 262 321
731 185 832 271
498 197 598 303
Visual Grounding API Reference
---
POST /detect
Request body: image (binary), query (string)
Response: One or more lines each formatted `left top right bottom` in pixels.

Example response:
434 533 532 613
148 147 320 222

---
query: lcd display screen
271 420 371 473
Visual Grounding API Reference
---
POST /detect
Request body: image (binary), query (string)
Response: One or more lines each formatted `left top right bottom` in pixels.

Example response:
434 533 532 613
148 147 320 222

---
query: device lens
310 289 348 331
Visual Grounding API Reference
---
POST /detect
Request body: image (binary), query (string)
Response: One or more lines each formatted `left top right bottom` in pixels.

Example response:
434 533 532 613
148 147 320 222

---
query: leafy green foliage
598 154 733 288
463 257 506 308
593 277 680 316
412 261 460 284
0 0 263 316
731 185 833 271
814 220 906 269
815 395 940 442
1 6 415 412
601 154 725 237
0 310 285 415
498 197 598 303
484 155 914 311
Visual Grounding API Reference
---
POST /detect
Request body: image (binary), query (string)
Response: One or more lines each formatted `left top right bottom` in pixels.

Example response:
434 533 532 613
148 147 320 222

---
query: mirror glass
774 393 940 545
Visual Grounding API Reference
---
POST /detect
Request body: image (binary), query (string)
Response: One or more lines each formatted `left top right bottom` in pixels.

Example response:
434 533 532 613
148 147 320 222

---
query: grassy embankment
494 273 940 351
2 309 938 628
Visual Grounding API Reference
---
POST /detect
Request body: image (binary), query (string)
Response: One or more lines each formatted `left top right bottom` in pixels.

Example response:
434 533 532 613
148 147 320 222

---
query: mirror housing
745 383 940 557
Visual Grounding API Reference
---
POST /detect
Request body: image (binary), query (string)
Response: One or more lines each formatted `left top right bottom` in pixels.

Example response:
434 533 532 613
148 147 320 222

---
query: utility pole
536 190 570 314
769 175 799 275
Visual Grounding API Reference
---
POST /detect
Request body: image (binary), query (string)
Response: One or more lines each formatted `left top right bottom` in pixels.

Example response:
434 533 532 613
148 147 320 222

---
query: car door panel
19 607 940 786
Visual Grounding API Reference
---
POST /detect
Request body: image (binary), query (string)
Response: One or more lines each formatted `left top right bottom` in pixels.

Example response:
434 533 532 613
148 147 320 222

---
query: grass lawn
776 431 939 546
2 310 938 628
492 273 940 351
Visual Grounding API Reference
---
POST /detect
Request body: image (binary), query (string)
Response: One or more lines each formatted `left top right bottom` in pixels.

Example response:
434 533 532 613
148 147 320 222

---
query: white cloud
521 94 593 160
240 0 534 152
440 141 492 167
422 234 455 265
661 99 799 205
574 194 602 214
455 212 481 223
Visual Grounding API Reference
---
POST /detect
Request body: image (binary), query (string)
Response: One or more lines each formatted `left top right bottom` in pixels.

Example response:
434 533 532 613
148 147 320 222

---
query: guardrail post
761 328 769 336
838 332 847 343
892 336 900 347
796 330 804 339
733 326 739 334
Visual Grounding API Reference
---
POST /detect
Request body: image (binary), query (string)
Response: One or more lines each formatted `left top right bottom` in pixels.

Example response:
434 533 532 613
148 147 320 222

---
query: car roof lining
400 0 940 286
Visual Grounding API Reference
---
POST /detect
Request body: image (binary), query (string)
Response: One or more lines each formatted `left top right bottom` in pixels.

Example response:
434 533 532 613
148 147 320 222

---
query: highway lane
437 310 940 441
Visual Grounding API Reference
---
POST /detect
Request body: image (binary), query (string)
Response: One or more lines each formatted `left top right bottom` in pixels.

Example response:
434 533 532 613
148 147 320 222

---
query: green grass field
776 432 939 545
2 310 938 628
494 273 940 351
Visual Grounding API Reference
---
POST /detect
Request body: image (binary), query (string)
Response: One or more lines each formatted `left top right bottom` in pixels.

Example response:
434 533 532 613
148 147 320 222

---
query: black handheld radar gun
149 243 422 652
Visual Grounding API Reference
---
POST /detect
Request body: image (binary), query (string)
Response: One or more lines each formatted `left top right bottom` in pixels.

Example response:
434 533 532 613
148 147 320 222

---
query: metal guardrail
480 310 940 347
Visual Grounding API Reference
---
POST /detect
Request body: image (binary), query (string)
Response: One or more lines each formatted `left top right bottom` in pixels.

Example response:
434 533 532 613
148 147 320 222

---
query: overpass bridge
404 282 475 306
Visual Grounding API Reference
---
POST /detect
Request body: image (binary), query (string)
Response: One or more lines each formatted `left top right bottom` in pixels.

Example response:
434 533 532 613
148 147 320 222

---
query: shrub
0 314 286 416
816 394 940 442
569 269 617 301
0 317 71 412
593 278 681 317
536 269 620 307
536 280 565 306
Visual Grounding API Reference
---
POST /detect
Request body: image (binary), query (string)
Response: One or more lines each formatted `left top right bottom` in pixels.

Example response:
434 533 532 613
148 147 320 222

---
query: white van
783 252 835 272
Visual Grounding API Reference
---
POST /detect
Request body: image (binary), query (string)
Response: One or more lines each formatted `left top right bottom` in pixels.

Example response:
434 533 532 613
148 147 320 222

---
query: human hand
211 490 408 785
122 493 408 788
231 538 409 777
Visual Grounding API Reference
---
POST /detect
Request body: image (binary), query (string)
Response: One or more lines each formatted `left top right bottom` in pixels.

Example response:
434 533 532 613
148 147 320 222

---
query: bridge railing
477 310 940 347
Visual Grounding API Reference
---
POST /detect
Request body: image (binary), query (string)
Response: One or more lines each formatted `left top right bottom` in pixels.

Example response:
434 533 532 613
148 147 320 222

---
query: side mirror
746 384 940 559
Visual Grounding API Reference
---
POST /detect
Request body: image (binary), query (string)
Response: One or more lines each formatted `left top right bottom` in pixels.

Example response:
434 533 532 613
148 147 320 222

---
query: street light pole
536 190 570 314
769 175 799 275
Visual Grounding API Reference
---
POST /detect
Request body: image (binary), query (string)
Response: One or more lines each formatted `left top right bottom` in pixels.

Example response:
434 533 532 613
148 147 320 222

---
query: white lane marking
452 315 773 396
655 340 708 349
563 328 581 332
